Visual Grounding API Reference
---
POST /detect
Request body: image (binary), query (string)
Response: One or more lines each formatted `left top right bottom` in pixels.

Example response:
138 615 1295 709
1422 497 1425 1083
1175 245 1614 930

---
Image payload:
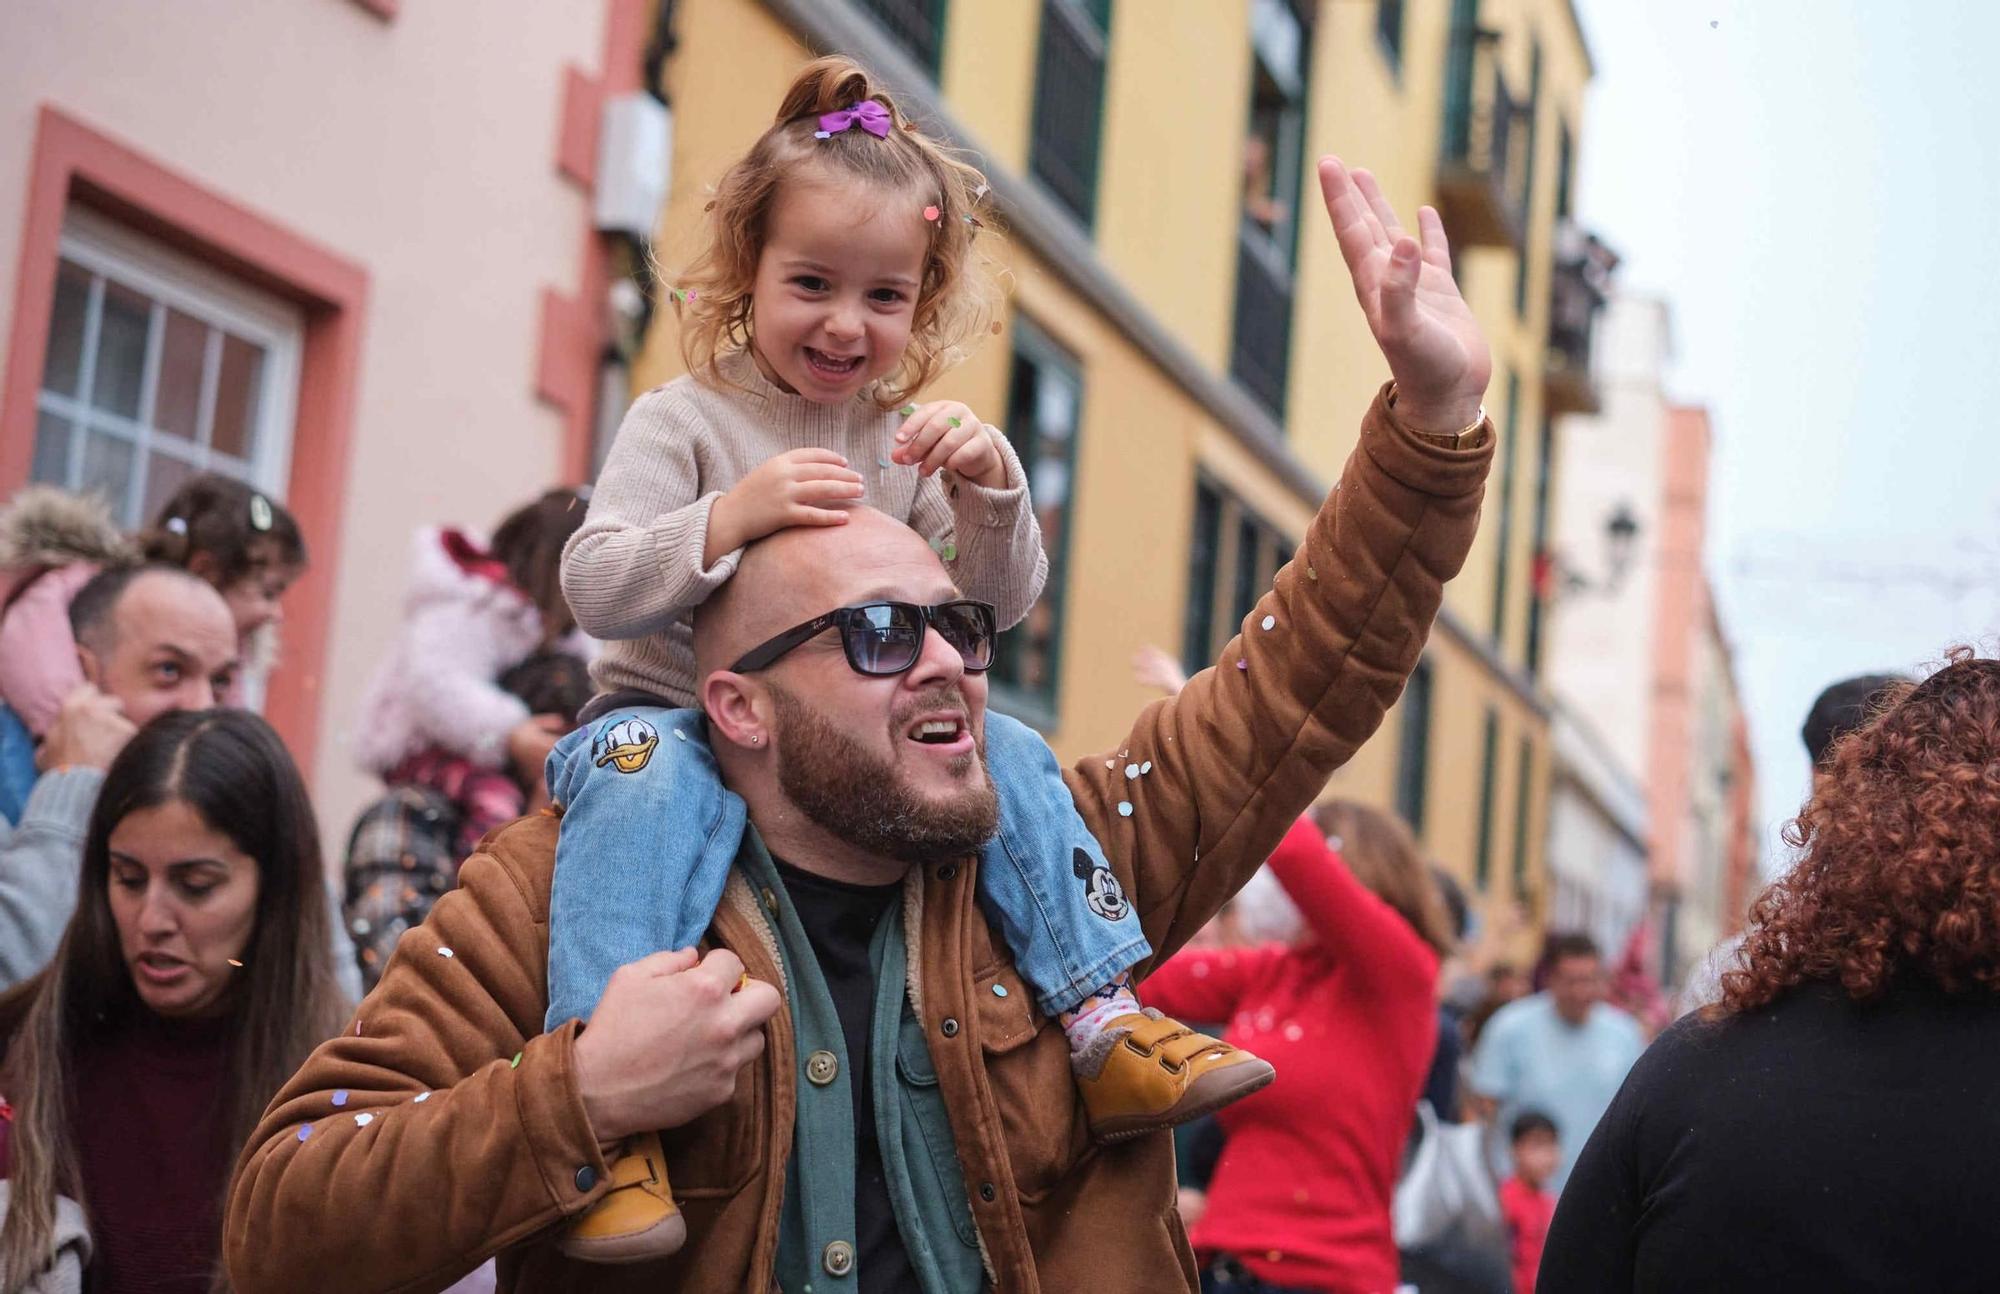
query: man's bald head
691 507 996 886
692 507 948 681
71 563 240 727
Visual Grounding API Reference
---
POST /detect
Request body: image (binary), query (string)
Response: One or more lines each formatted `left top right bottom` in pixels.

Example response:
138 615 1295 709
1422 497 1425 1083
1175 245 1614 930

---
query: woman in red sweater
0 710 347 1293
1146 801 1453 1294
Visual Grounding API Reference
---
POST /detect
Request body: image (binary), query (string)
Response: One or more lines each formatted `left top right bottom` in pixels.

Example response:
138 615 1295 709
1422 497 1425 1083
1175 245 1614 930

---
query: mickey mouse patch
1073 847 1130 922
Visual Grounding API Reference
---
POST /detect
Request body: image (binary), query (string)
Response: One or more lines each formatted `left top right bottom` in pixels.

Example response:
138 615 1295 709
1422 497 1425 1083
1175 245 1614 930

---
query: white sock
1059 976 1143 1061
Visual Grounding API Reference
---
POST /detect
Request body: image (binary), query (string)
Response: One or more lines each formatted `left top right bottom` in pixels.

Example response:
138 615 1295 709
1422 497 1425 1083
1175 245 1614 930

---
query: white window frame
34 206 304 525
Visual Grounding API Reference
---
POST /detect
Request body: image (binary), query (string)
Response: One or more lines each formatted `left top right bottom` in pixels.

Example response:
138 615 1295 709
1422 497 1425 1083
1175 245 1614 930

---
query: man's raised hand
1317 156 1492 435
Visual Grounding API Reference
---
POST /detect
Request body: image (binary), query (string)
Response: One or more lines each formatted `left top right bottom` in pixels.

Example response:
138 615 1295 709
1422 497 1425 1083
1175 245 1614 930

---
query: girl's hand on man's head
706 448 865 563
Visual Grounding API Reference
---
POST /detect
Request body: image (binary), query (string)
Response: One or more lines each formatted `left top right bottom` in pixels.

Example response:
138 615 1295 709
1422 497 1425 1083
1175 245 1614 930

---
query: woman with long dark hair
1144 800 1454 1294
0 710 347 1293
1541 651 2000 1292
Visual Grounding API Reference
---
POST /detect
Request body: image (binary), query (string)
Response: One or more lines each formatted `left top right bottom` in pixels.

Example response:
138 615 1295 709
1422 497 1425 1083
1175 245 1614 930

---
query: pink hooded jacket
0 487 136 735
351 527 590 776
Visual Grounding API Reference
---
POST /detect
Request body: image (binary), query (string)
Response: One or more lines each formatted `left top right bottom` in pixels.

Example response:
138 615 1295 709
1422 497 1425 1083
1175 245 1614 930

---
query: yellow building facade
633 0 1596 925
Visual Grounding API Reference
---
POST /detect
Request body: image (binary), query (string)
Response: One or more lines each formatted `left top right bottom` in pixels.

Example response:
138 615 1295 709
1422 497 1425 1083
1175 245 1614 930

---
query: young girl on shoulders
548 56 1272 1262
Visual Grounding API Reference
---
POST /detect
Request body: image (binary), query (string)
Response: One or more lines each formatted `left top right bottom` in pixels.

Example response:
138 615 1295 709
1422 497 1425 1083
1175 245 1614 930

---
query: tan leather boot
1077 1011 1275 1144
559 1129 687 1263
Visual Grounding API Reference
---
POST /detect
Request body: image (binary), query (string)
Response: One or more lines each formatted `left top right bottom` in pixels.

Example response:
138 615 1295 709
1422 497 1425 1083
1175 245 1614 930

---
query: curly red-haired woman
1541 651 2000 1293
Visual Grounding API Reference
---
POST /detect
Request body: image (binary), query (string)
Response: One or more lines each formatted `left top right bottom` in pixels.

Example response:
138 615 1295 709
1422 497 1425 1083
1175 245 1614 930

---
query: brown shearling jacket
224 388 1491 1293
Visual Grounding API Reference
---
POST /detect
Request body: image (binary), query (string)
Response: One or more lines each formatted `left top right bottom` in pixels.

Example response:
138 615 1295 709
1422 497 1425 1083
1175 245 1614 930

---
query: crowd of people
0 50 1993 1294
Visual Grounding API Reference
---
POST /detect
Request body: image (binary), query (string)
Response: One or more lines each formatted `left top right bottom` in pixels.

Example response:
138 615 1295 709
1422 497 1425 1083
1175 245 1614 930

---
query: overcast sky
1570 0 2000 867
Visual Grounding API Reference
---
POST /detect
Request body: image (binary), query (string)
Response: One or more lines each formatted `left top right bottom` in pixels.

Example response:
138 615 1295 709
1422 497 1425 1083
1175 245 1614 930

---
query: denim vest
738 837 986 1293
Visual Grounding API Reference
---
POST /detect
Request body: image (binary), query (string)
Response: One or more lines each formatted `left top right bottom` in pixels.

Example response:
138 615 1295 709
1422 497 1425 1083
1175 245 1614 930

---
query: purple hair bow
816 99 892 139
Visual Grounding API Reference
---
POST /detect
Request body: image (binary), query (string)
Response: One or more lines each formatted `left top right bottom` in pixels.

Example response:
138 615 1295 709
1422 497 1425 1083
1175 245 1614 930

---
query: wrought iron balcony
1545 222 1619 416
1436 26 1527 249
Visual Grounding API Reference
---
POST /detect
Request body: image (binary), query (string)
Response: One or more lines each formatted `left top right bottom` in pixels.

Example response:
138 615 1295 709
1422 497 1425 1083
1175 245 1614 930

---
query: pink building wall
0 0 637 854
1646 404 1713 897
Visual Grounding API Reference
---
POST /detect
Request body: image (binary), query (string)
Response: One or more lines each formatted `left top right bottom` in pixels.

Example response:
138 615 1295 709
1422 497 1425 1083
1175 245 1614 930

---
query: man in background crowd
1469 931 1643 1194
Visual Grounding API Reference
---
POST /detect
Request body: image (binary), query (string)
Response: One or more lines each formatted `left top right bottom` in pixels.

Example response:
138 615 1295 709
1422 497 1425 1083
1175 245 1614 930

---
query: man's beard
767 682 1000 866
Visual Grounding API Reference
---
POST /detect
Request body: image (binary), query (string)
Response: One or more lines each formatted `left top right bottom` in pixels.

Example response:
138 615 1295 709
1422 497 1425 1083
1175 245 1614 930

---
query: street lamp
1543 502 1641 598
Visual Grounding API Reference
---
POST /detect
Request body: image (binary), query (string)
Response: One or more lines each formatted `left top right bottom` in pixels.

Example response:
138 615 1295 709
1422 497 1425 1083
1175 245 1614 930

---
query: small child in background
547 54 1272 1263
344 649 592 992
138 473 309 673
1500 1110 1560 1294
352 488 591 815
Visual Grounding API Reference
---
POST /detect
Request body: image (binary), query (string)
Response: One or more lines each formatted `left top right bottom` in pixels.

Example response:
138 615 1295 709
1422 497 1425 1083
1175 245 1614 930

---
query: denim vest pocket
895 1014 981 1248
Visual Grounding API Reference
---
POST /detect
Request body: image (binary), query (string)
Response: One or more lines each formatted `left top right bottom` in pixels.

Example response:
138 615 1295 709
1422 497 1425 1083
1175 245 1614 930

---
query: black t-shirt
1541 979 2000 1293
773 859 918 1294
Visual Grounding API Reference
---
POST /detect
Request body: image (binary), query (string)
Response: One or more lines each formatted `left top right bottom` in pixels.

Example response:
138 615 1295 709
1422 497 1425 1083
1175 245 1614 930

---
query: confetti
941 541 957 561
355 1020 362 1036
878 453 892 468
947 416 963 429
674 729 688 742
332 1090 350 1107
1307 565 1318 581
814 130 832 139
1117 802 1134 818
1141 761 1152 775
227 958 244 968
413 1091 431 1103
511 1052 523 1069
297 1124 313 1142
1261 615 1276 631
964 214 983 228
1125 764 1140 780
1105 760 1115 770
437 946 454 958
923 204 941 222
900 404 918 416
1236 659 1248 671
355 1112 376 1127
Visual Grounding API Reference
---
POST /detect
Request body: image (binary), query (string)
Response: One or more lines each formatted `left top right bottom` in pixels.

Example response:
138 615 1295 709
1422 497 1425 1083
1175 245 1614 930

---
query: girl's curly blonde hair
668 56 1001 409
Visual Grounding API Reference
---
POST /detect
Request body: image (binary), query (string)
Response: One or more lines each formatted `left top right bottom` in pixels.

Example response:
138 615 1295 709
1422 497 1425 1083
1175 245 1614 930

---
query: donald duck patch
593 715 661 774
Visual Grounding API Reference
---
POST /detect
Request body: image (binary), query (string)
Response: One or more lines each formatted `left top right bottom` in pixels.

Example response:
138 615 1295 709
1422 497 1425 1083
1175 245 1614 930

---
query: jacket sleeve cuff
1361 381 1496 498
514 1017 614 1215
652 492 743 595
951 432 1031 528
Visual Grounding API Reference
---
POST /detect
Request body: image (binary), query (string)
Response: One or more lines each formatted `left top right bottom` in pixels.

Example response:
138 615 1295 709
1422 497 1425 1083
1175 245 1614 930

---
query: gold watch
1388 383 1485 448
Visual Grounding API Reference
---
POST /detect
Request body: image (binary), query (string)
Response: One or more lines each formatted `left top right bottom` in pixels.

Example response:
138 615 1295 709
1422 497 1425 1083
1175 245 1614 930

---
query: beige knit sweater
564 350 1049 705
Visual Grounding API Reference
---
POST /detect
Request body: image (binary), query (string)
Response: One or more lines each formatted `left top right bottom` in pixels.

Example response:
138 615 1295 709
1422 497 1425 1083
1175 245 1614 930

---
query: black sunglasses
730 599 997 677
